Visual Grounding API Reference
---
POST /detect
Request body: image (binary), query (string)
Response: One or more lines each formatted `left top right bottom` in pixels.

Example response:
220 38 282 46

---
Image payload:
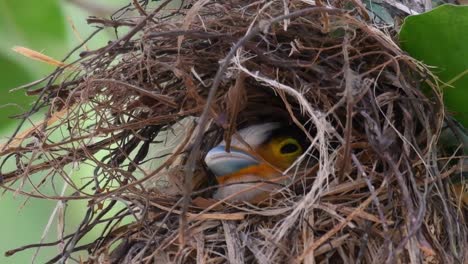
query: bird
204 122 306 202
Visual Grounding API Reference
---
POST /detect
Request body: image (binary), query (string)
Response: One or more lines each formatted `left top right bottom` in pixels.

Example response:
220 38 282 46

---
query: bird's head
204 123 306 201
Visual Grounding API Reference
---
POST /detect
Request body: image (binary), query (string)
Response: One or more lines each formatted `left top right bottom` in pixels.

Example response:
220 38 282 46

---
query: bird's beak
205 145 259 177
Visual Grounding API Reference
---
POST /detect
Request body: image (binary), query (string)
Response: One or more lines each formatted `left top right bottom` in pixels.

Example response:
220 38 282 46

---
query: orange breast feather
216 163 281 184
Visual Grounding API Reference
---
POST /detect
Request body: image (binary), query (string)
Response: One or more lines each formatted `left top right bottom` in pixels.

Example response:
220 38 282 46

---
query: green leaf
363 0 395 25
399 4 468 127
0 53 34 128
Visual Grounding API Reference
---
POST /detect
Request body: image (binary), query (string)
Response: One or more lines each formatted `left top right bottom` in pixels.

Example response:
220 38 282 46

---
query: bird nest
1 0 466 263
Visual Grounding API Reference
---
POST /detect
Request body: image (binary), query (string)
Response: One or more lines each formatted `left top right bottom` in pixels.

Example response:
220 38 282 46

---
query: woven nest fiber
1 0 466 263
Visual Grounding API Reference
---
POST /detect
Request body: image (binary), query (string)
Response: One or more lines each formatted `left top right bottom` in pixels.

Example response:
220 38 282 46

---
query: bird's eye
277 138 302 156
280 143 299 154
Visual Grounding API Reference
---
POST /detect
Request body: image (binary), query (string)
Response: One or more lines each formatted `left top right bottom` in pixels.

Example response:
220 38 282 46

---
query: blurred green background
0 1 129 263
